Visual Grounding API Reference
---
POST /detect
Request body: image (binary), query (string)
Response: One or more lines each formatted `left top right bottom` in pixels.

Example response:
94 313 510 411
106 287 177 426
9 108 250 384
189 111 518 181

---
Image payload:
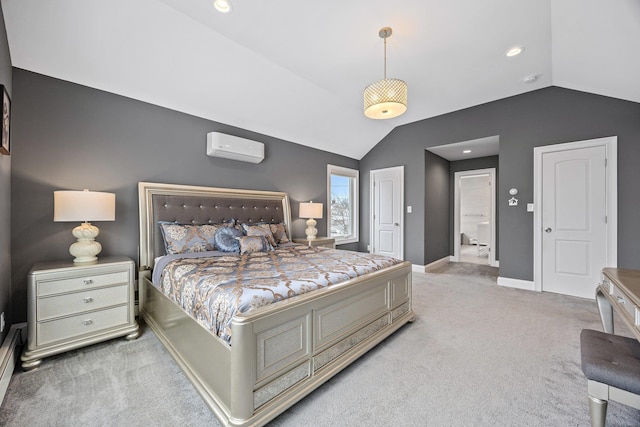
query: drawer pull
83 319 93 326
83 297 93 303
83 279 93 285
617 296 625 304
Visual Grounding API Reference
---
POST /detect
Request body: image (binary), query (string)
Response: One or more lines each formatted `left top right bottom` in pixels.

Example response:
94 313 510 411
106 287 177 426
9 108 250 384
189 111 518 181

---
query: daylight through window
327 165 359 244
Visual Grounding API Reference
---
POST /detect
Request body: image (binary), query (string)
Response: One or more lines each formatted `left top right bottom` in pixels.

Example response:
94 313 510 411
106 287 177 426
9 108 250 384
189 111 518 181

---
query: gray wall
0 3 11 342
360 87 640 280
450 155 499 259
424 151 450 264
11 69 358 323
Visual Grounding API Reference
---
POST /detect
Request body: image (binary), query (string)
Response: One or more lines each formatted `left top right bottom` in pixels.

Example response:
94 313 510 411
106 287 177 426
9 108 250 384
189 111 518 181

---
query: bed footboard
238 262 413 424
141 262 412 426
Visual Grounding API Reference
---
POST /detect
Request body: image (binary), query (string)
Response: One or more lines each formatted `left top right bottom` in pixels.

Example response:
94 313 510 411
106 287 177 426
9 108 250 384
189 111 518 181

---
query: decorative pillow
214 225 244 252
159 222 226 254
242 223 277 247
237 235 273 255
269 222 290 244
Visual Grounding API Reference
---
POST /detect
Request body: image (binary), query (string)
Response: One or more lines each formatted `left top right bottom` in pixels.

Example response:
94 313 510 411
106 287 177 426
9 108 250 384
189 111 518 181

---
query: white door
541 146 607 298
371 167 403 260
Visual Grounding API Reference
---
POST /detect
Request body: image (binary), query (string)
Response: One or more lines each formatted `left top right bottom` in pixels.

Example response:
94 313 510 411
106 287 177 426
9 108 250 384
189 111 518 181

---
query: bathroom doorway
453 168 496 266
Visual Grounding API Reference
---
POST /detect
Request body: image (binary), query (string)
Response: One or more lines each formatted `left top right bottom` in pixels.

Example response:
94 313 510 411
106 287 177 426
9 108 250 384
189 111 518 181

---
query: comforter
155 245 401 345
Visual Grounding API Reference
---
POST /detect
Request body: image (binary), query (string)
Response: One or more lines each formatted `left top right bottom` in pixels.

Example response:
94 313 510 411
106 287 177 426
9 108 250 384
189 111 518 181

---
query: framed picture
0 85 10 156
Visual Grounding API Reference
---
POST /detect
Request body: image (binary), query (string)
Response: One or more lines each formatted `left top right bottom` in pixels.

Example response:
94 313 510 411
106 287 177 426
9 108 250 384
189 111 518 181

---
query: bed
138 182 414 426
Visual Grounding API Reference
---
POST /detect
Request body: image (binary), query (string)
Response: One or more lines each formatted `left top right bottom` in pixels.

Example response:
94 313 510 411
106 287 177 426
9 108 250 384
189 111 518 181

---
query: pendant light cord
383 36 387 80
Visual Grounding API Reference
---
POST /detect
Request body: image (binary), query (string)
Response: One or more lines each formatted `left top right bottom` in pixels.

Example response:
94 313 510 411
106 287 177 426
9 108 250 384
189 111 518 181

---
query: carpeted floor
1 264 639 426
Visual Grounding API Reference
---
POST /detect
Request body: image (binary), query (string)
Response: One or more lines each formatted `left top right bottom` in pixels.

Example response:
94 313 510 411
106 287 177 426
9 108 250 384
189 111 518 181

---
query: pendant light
364 27 408 119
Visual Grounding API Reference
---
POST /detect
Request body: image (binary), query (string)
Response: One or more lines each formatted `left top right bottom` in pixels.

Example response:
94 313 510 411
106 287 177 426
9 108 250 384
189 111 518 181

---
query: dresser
21 256 140 370
596 268 640 342
293 236 336 249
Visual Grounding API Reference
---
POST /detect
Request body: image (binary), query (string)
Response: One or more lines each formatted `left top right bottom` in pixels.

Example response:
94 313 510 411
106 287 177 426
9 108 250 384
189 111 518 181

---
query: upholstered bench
580 329 640 427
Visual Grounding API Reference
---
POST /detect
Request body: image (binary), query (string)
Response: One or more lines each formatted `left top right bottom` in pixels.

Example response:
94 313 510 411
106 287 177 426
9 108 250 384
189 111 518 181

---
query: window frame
327 164 359 245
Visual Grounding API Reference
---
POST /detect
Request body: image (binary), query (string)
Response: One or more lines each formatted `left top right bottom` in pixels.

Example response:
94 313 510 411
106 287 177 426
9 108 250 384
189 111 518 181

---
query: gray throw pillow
214 226 243 252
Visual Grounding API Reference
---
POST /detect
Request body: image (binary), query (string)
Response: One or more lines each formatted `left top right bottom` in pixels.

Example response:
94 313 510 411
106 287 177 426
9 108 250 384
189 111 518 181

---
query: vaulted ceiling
2 0 639 159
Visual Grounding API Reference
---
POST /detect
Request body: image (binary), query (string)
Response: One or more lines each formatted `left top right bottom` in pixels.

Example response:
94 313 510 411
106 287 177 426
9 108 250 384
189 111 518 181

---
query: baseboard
497 276 535 291
425 256 450 272
411 264 425 273
0 322 27 405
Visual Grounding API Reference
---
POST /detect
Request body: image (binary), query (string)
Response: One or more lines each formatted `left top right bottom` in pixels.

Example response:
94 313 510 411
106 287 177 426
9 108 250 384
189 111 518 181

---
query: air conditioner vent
206 132 264 164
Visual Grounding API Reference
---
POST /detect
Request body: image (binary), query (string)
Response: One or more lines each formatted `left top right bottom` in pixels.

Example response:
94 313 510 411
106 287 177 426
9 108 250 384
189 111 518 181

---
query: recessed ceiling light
506 46 524 57
463 149 472 154
214 0 233 13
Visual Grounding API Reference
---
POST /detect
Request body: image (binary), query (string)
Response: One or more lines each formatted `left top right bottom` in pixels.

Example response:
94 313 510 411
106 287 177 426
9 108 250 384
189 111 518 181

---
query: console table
596 268 640 342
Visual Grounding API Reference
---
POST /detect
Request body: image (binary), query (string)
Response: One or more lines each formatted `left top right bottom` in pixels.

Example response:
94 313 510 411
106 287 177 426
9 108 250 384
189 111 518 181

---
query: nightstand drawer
36 305 130 346
37 271 130 296
37 284 129 321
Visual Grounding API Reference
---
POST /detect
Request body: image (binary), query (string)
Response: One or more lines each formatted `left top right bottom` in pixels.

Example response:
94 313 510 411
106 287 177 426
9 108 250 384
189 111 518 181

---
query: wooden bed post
229 320 257 424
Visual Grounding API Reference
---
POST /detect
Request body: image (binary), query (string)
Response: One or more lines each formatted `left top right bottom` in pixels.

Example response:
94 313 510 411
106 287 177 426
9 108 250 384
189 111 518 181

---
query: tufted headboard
138 182 292 269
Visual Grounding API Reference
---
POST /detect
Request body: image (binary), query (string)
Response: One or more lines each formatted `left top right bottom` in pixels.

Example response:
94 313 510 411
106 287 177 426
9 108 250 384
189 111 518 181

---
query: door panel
378 230 394 253
372 167 403 260
379 181 394 223
542 146 606 298
555 160 589 230
555 240 590 276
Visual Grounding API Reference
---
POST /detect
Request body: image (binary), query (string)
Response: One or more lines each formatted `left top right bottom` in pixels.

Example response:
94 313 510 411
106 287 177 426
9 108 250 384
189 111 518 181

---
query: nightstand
21 256 140 370
293 236 336 249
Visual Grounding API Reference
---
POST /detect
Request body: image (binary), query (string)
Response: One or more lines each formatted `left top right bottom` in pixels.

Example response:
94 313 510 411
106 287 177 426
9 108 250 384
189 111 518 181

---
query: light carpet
1 264 639 426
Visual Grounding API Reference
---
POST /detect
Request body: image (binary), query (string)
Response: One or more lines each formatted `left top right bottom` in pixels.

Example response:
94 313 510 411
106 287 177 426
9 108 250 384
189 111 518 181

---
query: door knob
394 223 399 226
545 227 552 233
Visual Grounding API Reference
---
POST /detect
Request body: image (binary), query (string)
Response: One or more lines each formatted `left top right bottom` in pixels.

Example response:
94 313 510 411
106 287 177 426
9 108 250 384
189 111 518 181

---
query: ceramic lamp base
70 222 102 263
305 218 318 240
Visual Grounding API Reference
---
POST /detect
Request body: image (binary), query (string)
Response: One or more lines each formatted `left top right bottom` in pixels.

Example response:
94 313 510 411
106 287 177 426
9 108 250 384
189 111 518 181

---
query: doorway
453 168 496 266
533 136 617 298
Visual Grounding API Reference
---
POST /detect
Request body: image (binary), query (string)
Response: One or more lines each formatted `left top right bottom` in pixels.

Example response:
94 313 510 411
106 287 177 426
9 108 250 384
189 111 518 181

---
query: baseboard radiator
0 323 27 405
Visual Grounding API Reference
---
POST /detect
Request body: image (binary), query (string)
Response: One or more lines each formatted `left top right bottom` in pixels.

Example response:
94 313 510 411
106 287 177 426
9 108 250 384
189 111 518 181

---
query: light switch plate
527 203 534 212
407 206 412 213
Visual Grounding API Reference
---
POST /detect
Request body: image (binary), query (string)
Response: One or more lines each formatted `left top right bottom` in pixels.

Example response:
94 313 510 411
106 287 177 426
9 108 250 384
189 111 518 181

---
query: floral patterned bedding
154 245 402 345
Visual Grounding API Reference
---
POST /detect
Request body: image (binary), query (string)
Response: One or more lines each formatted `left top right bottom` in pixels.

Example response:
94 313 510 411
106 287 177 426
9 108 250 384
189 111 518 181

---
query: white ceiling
2 0 639 160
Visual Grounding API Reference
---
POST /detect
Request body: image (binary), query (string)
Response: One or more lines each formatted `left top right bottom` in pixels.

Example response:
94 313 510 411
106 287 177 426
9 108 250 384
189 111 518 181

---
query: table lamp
299 201 323 240
54 189 116 263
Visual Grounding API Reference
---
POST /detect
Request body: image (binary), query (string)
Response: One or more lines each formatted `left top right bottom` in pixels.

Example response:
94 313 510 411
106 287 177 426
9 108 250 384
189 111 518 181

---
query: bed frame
138 182 414 426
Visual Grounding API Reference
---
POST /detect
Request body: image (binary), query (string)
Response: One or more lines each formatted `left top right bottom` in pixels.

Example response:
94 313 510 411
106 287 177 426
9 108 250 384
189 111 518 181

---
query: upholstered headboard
138 182 292 269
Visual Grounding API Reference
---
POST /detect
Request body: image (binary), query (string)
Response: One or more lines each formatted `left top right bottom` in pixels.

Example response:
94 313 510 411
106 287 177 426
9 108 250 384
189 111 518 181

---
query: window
327 164 359 244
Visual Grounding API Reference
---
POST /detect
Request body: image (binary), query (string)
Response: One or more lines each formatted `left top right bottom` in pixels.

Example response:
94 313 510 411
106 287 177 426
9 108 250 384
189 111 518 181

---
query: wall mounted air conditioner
206 132 265 164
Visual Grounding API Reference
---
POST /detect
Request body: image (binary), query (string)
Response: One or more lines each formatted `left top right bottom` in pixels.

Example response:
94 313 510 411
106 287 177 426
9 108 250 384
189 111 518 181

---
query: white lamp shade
299 202 323 219
54 190 116 222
